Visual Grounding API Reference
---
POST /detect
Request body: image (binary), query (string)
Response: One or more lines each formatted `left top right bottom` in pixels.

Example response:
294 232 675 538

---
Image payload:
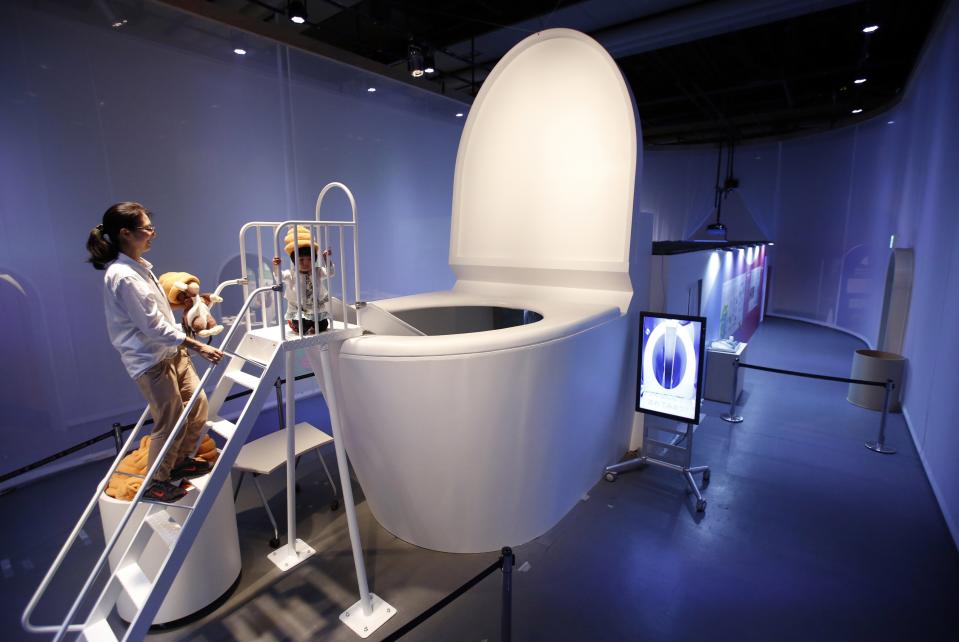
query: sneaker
144 480 187 503
170 458 212 481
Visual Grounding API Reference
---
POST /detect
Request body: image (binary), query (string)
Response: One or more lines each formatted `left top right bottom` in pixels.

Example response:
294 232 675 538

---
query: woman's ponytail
86 202 148 270
86 223 117 270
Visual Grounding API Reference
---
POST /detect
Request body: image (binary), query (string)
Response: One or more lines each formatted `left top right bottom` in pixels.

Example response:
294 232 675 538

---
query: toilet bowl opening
390 306 543 336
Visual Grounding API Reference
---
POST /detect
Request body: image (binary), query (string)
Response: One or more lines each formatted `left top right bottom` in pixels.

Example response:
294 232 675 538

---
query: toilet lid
450 29 639 291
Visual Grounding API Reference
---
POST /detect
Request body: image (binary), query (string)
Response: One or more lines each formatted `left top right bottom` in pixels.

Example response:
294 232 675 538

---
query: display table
705 341 748 403
97 473 241 625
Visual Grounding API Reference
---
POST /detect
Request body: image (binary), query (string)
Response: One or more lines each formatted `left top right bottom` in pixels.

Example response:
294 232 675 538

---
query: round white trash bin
97 474 241 625
847 349 905 412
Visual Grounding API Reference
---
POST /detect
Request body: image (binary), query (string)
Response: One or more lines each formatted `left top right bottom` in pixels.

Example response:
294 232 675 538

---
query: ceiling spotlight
424 48 436 74
111 19 128 29
852 108 863 114
455 112 464 118
887 120 895 125
854 78 867 84
233 48 247 55
862 25 879 33
288 0 307 24
767 241 775 246
408 44 424 78
367 87 376 93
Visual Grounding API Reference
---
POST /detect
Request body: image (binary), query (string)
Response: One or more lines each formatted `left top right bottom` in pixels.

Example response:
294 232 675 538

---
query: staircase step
116 562 152 610
145 509 182 548
225 370 261 391
236 331 281 366
207 416 238 440
80 618 117 642
222 349 266 369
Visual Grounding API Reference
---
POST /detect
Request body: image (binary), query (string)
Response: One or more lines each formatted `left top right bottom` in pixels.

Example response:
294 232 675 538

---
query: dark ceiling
163 0 945 146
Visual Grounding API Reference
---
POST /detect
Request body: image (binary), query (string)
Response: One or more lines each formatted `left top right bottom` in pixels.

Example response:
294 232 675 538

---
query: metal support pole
721 358 744 423
284 352 297 550
866 379 897 454
266 355 317 570
111 423 123 455
319 346 372 615
501 547 514 642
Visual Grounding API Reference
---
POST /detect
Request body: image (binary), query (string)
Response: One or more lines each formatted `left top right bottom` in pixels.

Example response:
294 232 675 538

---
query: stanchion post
274 377 284 428
866 379 897 454
112 423 123 455
501 547 514 642
721 359 744 423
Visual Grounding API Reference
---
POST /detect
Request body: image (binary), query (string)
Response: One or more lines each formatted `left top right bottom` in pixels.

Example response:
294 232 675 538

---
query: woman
87 202 223 503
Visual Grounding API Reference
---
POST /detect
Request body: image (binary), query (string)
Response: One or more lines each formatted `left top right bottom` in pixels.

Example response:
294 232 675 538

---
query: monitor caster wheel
702 470 711 488
330 499 340 511
696 499 707 513
269 537 281 549
604 472 617 483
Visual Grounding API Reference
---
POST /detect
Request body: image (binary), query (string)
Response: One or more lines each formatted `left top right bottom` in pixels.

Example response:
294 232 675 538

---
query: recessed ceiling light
862 25 879 33
111 19 127 29
854 78 867 84
233 48 247 55
887 120 895 125
852 108 863 114
367 87 376 92
455 112 464 118
288 0 308 24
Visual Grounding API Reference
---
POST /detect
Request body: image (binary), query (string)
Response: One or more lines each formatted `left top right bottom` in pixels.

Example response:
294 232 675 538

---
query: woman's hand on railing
184 336 224 364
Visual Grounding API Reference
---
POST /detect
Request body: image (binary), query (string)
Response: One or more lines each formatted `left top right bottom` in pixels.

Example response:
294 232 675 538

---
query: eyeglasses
136 225 156 234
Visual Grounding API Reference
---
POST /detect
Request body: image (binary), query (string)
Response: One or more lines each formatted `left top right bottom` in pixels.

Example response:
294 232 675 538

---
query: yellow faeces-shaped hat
284 225 319 257
157 271 199 305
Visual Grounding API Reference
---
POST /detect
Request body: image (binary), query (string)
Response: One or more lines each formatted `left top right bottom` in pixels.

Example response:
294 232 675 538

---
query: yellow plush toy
157 271 224 337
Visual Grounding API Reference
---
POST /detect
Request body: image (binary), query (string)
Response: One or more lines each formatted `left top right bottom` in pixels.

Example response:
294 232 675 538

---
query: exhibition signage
637 312 707 424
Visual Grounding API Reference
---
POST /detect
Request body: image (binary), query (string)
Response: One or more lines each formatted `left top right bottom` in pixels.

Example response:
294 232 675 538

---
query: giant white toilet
331 28 642 553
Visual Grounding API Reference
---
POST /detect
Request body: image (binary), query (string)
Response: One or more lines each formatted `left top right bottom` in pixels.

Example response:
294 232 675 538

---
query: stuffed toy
105 434 219 501
157 271 224 337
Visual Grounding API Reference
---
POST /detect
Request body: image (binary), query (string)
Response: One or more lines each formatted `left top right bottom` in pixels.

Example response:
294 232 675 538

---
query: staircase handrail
314 182 361 328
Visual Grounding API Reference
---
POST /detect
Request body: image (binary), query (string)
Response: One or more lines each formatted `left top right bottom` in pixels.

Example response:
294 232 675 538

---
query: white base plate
266 538 316 571
339 593 397 638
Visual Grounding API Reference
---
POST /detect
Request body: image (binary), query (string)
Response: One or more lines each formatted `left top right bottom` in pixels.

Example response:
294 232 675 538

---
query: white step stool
233 421 338 548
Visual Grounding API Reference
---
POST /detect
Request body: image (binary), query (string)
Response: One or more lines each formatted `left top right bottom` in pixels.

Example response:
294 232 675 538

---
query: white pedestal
97 475 241 624
705 342 748 403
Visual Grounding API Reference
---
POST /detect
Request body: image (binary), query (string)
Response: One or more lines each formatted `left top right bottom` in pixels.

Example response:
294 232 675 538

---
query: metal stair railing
22 283 278 640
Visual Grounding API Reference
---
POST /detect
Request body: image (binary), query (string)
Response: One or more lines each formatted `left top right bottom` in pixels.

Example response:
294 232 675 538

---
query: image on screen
637 312 707 424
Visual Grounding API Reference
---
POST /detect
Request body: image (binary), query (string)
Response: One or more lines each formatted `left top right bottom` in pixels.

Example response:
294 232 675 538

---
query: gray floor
2 318 958 641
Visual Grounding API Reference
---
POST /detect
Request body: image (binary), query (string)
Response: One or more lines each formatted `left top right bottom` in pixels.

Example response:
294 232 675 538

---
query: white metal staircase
20 281 285 642
23 182 393 641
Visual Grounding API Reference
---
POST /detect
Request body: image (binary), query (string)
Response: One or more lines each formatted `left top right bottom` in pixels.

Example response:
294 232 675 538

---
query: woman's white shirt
103 254 186 379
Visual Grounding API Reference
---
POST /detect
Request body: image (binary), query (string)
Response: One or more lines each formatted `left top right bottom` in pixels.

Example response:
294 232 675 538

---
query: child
273 226 335 335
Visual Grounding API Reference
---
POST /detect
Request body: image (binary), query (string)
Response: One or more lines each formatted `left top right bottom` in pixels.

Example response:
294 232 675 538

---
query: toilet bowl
330 29 642 553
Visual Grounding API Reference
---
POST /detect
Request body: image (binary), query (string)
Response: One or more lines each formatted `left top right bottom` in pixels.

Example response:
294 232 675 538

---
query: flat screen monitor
637 312 707 424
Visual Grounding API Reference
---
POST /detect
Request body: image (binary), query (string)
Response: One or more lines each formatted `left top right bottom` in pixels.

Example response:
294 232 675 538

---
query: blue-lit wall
642 2 959 545
0 4 463 478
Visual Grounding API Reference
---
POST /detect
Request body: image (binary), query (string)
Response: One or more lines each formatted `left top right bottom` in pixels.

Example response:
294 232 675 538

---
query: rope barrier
736 362 887 387
720 358 897 454
383 547 515 641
